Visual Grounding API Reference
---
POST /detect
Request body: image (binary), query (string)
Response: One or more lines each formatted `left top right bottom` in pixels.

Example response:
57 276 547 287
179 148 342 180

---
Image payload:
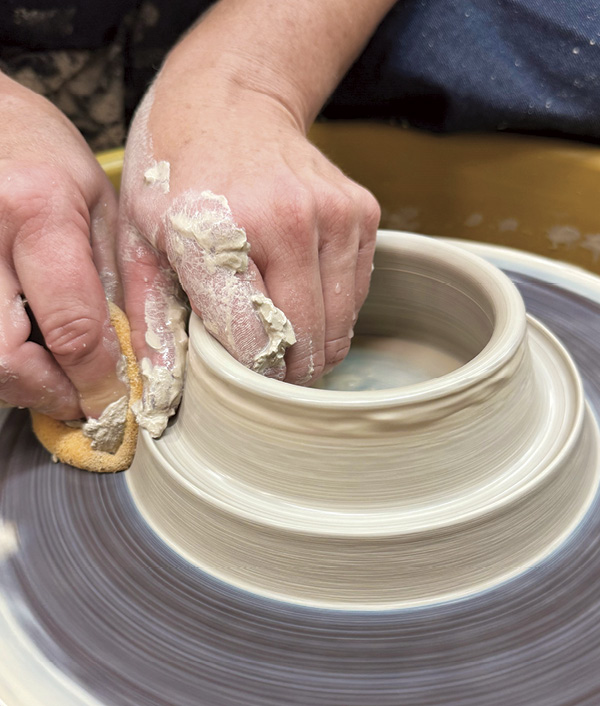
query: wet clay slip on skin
127 232 600 610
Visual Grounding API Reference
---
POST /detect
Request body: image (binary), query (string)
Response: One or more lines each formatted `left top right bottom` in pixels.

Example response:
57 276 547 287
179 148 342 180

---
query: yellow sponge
31 303 142 472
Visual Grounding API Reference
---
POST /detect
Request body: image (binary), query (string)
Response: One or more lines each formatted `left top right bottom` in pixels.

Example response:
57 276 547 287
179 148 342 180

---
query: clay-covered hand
0 74 126 420
118 60 380 436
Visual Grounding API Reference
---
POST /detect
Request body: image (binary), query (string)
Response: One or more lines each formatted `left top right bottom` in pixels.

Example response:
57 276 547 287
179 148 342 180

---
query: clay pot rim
192 232 527 408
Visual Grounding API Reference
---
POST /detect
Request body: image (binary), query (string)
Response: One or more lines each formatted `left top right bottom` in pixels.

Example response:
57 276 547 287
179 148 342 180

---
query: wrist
163 25 319 134
160 0 396 135
158 43 310 134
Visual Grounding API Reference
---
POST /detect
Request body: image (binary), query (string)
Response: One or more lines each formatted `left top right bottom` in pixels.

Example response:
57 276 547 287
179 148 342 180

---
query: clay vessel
128 232 600 609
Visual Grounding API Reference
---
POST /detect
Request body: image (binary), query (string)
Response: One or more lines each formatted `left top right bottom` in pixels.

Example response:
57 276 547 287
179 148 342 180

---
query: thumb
119 222 189 438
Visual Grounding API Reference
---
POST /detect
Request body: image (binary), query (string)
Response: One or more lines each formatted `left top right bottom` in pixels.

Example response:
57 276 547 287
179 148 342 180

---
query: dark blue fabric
324 0 600 141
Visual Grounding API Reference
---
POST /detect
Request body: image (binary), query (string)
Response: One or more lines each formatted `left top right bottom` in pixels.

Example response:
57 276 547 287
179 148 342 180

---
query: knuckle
252 187 318 268
359 189 381 234
44 315 102 365
275 187 316 236
321 190 355 233
0 164 87 245
0 164 57 216
329 189 355 216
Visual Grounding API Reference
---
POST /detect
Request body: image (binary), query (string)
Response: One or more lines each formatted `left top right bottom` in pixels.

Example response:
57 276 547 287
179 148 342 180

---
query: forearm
165 0 397 131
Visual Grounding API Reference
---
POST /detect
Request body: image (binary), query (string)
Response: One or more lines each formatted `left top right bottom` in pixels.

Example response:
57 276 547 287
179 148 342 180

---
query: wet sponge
31 303 142 472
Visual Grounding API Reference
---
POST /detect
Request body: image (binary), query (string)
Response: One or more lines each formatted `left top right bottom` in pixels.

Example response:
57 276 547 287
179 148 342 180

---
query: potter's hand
0 73 126 420
119 0 388 437
119 74 379 383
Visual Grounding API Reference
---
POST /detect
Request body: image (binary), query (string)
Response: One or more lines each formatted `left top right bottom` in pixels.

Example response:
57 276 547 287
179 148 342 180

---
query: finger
0 264 81 418
250 202 324 385
165 192 295 379
353 189 380 316
90 185 122 306
354 236 376 316
12 188 127 419
318 220 359 375
119 222 188 438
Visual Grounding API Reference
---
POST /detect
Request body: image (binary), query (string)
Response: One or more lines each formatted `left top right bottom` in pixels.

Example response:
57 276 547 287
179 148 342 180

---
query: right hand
117 59 380 437
0 73 126 420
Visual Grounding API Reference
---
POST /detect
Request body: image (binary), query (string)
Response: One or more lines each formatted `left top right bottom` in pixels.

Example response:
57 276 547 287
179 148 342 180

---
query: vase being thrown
128 231 600 610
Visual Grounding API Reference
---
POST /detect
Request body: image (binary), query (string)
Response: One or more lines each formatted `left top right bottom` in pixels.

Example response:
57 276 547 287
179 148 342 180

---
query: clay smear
80 354 130 452
250 293 296 374
166 190 295 376
143 160 170 193
133 273 189 439
82 396 128 453
169 196 250 274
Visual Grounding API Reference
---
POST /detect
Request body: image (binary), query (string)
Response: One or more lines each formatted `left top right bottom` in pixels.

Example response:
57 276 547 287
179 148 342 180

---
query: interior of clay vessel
318 245 497 390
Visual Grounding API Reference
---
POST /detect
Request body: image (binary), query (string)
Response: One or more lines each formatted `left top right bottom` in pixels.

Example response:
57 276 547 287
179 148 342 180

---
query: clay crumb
144 160 170 193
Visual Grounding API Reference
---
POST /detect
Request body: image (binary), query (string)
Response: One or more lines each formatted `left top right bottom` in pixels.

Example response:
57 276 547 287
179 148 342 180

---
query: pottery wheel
2 240 600 706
